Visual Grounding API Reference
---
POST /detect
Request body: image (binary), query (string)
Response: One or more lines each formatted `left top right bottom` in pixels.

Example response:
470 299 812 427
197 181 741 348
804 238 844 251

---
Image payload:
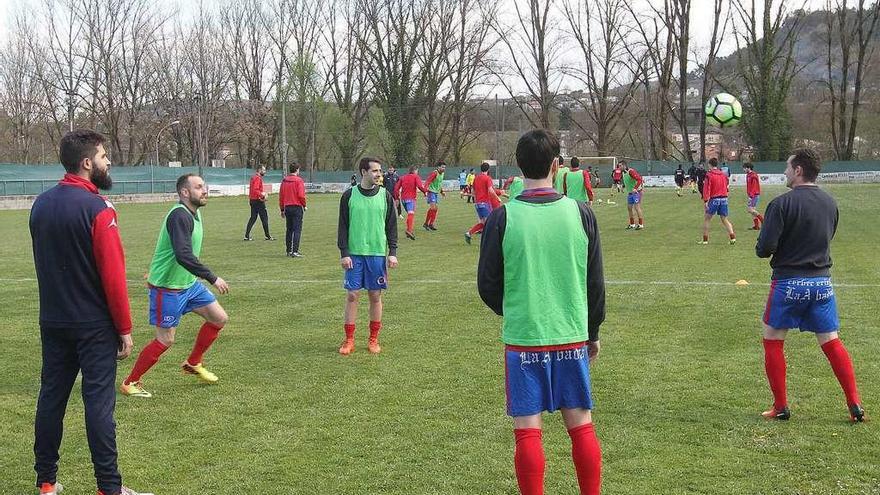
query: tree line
0 0 878 169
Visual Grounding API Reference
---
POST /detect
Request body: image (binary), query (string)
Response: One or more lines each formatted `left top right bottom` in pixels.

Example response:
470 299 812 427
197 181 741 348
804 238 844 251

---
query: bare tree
322 0 373 169
357 0 433 166
823 0 880 160
732 0 807 160
561 0 639 156
0 29 46 164
695 0 729 162
419 0 458 166
490 0 562 129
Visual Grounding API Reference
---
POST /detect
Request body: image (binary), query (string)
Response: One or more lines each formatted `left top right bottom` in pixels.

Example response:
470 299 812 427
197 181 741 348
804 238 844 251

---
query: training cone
735 279 749 286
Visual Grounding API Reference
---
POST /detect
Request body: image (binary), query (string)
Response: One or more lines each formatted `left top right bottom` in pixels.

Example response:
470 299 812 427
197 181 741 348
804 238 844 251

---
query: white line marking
0 278 877 288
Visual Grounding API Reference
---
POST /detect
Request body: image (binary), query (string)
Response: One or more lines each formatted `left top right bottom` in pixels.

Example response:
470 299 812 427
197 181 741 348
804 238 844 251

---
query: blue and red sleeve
91 206 132 335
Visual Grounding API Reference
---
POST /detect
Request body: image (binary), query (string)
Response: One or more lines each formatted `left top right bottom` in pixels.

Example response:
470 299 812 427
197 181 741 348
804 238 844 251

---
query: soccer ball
704 93 742 128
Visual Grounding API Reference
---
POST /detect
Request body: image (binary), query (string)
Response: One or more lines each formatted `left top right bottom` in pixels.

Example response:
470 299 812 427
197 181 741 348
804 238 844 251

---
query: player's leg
809 281 864 421
762 324 790 419
291 205 304 255
183 300 228 382
404 200 416 239
561 408 601 495
76 326 123 495
720 216 736 244
341 290 359 355
626 203 635 229
258 202 272 240
367 290 383 353
700 211 713 244
634 202 644 229
121 287 182 396
513 414 545 495
284 206 294 254
244 200 259 240
34 327 80 489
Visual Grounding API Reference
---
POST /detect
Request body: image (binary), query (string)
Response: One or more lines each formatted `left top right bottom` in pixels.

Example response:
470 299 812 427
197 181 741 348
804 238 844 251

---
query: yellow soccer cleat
182 362 219 383
119 381 152 398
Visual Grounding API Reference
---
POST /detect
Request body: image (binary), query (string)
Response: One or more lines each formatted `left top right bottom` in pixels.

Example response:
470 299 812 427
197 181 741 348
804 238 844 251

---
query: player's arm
755 200 784 258
166 208 217 284
584 172 594 202
384 189 398 257
279 181 286 212
394 178 403 198
92 206 132 335
578 203 605 342
701 175 711 202
417 176 428 194
632 170 643 190
337 189 353 258
296 177 307 207
477 206 506 315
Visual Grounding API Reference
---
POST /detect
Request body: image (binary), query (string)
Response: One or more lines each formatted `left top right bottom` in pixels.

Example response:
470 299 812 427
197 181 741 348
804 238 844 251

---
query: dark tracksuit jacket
29 173 131 493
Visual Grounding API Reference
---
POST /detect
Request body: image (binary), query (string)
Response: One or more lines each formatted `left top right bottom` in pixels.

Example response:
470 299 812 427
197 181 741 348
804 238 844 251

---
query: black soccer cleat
849 404 866 423
423 223 431 231
405 231 416 240
762 406 791 420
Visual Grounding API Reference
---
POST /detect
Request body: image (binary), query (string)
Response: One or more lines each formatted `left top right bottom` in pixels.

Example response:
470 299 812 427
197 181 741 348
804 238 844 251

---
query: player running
699 158 736 245
465 162 503 244
478 129 606 495
394 165 428 240
120 174 230 398
674 165 686 197
743 162 764 230
423 161 446 230
622 162 644 230
337 157 398 355
756 148 864 422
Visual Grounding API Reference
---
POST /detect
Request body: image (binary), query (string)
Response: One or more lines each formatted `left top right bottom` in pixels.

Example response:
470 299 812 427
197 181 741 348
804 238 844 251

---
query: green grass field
1 184 879 495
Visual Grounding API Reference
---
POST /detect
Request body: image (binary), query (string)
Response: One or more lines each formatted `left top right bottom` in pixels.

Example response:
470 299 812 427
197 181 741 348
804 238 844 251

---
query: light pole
154 120 180 193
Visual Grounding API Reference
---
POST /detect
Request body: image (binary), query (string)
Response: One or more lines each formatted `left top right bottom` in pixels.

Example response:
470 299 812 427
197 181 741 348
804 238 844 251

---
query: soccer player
743 162 763 230
622 162 645 230
383 166 402 217
423 161 446 230
695 161 707 196
687 163 698 193
394 164 428 240
553 154 570 193
564 157 595 206
30 130 151 495
478 129 605 495
756 148 864 422
120 174 230 398
699 158 736 245
465 168 476 203
243 165 274 241
279 163 307 257
674 165 686 197
611 163 623 194
337 157 399 355
465 162 503 244
459 168 467 194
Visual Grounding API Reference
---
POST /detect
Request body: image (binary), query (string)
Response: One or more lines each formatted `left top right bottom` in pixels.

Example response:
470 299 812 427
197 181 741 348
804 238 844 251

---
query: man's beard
90 167 112 190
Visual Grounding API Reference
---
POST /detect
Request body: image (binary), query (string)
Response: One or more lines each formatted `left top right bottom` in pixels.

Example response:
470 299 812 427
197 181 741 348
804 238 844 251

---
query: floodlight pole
154 120 180 193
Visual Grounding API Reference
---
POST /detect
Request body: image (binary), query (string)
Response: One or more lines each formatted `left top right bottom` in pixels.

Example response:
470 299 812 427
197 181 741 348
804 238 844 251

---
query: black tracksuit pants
34 325 121 494
245 199 270 238
284 205 304 254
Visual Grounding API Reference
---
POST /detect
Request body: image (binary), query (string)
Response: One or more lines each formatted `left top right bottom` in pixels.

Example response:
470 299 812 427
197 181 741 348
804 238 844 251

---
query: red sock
753 217 760 228
821 338 861 407
187 322 223 365
125 339 169 384
369 320 381 340
638 218 643 226
430 208 439 225
763 339 787 411
468 223 484 235
729 232 736 240
514 428 545 495
703 234 708 242
757 214 764 224
406 213 414 232
568 423 602 495
628 217 634 224
344 323 355 340
425 209 434 225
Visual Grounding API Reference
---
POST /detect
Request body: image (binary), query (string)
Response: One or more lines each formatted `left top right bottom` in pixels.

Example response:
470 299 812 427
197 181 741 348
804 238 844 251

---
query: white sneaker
119 487 155 495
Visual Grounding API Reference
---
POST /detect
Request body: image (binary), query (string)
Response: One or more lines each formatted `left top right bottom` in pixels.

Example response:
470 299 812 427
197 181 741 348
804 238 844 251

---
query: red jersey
612 168 623 181
746 170 761 198
394 172 427 200
279 174 307 209
249 174 265 200
473 173 501 204
702 169 729 201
